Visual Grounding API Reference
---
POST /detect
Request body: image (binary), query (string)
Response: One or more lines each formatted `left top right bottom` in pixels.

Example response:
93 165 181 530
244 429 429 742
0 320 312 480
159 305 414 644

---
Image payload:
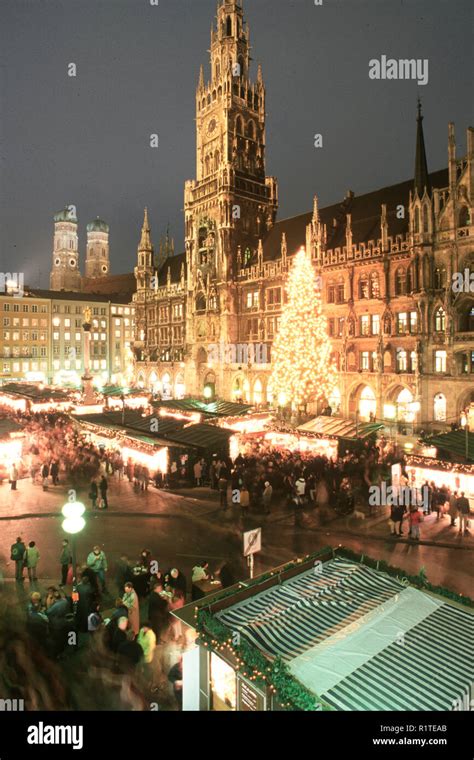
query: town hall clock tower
184 0 278 395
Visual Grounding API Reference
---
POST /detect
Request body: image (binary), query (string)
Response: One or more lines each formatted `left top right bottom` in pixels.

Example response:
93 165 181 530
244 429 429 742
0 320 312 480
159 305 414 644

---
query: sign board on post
243 528 261 557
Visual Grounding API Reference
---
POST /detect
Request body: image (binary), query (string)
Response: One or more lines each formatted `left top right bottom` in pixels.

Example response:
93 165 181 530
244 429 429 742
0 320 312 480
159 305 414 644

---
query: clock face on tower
207 118 217 135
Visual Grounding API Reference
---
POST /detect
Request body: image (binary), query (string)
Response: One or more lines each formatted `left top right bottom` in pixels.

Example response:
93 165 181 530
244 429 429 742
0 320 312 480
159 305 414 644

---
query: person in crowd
87 603 103 634
218 470 229 511
41 461 50 490
262 481 273 515
99 474 108 509
194 459 203 487
46 589 69 621
86 545 108 593
192 561 210 583
137 621 157 688
26 592 50 650
168 658 183 710
217 562 235 589
295 475 306 506
239 486 250 517
167 567 187 597
24 541 40 582
76 569 98 633
9 463 19 490
50 460 59 485
408 505 423 541
209 460 217 489
389 502 406 536
112 616 129 653
59 539 72 587
89 479 98 510
148 580 170 641
448 490 459 527
122 582 140 636
117 628 143 670
10 536 26 582
456 492 471 535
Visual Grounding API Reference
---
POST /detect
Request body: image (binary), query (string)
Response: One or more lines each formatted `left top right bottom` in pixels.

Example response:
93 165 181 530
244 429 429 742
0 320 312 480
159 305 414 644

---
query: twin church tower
49 207 110 291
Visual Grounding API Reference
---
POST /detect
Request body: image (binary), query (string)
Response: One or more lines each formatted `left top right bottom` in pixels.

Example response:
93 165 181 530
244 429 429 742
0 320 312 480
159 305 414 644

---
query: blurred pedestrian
457 492 471 535
9 463 18 490
408 506 423 541
122 582 140 636
59 539 72 587
262 481 273 515
10 536 26 581
24 541 40 582
99 475 108 509
89 479 98 510
86 545 108 592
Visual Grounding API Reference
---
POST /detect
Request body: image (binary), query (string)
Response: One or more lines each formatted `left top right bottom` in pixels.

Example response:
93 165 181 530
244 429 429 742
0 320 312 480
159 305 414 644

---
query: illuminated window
434 350 447 373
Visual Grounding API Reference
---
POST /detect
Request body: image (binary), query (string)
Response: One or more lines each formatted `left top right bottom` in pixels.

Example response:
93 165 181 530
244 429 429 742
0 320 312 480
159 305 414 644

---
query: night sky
1 0 472 286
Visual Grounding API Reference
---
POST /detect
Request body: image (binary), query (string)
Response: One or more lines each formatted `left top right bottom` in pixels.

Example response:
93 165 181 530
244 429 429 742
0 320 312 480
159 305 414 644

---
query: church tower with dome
49 206 82 291
85 217 110 279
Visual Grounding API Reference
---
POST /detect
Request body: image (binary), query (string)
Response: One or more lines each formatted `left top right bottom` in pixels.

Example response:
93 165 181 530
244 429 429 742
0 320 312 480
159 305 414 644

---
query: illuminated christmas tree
270 247 338 411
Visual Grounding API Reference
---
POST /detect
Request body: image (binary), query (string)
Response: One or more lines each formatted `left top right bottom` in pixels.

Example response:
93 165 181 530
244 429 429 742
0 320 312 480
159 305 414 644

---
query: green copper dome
54 206 77 223
87 217 109 233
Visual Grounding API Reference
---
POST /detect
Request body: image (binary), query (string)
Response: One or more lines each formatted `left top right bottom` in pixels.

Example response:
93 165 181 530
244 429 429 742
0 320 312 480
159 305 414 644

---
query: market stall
172 546 474 712
0 383 73 413
405 454 474 507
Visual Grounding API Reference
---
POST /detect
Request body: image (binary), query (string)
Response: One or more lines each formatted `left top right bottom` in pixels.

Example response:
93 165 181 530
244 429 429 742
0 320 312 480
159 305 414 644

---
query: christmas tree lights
270 247 338 410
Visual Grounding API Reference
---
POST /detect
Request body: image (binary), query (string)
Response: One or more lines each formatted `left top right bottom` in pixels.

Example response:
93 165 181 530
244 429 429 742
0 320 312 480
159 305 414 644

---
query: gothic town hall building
132 0 474 431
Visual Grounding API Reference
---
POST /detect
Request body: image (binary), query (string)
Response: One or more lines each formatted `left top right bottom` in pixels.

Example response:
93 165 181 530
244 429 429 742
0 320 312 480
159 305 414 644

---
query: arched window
212 89 216 101
434 306 446 332
407 266 413 293
359 274 369 299
370 272 380 298
215 62 220 80
414 207 421 233
238 55 245 77
195 293 206 313
359 386 376 421
459 205 470 227
423 204 430 233
226 15 232 36
434 393 447 422
205 155 210 176
214 150 220 171
396 349 408 372
246 120 255 140
395 267 406 296
207 94 211 105
235 115 243 135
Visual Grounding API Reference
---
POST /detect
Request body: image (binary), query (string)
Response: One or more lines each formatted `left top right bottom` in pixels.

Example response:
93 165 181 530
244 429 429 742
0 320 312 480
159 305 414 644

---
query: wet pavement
0 477 472 596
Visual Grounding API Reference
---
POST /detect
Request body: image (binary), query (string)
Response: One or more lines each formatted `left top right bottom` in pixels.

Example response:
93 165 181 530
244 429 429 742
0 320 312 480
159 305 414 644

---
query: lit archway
358 386 376 421
253 378 263 405
396 387 415 422
328 387 341 414
175 372 185 399
162 372 172 399
149 371 159 394
243 378 250 403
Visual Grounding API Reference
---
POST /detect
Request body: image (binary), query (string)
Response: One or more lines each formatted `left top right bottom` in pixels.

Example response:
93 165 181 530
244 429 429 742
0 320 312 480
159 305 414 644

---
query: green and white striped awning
216 558 474 711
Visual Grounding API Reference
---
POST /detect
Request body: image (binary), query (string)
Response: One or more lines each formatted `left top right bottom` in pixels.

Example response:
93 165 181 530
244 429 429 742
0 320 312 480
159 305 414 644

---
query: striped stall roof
215 557 474 710
322 603 474 711
217 558 403 660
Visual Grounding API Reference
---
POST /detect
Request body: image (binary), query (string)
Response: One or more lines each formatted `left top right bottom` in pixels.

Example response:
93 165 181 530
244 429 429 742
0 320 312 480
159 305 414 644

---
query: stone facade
132 0 474 431
50 209 110 291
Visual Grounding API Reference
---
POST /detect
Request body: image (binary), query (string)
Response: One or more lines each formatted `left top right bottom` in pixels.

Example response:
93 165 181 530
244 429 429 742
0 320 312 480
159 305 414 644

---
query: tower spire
139 207 152 250
414 98 430 195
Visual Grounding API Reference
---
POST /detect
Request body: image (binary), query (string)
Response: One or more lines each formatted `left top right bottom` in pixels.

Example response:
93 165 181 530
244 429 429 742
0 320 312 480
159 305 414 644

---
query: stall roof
421 431 474 462
162 422 235 450
0 383 71 402
154 398 253 418
101 386 149 398
298 416 383 440
0 417 23 438
73 411 233 451
176 552 474 711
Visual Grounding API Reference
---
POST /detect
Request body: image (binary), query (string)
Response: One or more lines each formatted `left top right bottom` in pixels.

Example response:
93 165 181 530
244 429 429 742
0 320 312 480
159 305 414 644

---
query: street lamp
61 500 86 609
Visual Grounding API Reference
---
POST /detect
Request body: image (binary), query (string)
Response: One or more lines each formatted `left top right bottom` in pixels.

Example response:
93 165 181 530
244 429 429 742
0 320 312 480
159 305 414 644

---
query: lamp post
61 500 86 613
